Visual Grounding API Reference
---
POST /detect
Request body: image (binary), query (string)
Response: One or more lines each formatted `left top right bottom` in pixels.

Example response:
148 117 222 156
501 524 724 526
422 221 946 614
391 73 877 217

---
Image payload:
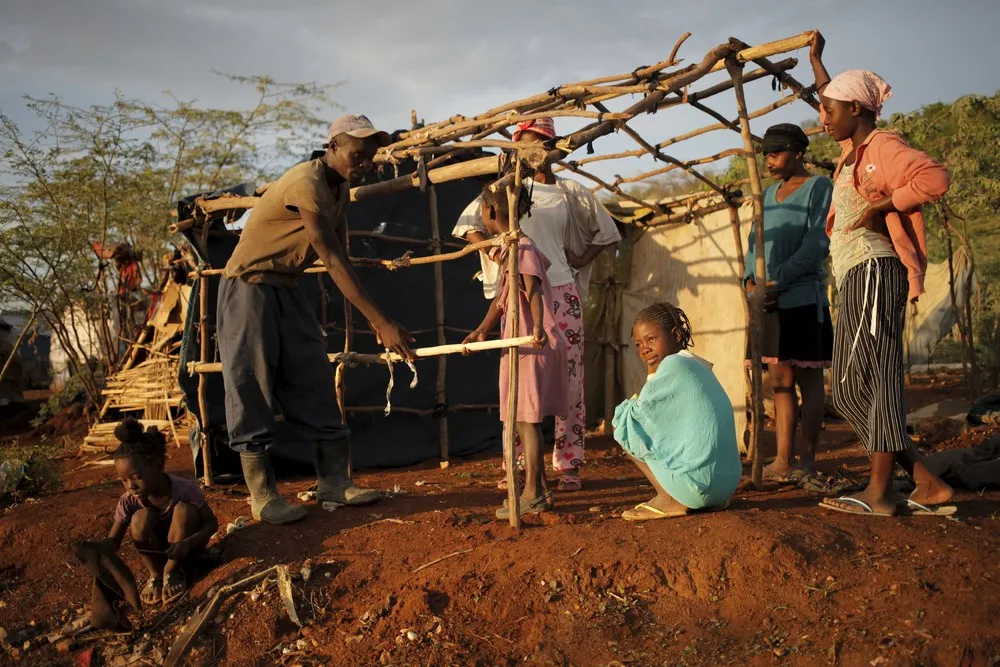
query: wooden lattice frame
180 31 828 525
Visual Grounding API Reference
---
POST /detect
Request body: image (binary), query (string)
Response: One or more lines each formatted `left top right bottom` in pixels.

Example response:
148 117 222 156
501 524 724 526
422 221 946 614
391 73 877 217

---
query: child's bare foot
820 490 897 516
141 577 162 606
162 570 188 605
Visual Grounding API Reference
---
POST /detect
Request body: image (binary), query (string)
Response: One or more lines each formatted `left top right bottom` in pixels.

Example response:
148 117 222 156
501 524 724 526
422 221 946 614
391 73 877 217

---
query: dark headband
761 123 809 154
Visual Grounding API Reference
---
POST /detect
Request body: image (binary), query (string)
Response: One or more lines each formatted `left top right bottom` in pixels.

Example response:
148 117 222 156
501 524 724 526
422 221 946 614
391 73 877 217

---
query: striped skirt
831 257 910 453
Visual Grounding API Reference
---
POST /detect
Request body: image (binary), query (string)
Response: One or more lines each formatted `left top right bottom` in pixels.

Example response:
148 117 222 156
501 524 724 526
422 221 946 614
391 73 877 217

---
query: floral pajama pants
504 283 586 475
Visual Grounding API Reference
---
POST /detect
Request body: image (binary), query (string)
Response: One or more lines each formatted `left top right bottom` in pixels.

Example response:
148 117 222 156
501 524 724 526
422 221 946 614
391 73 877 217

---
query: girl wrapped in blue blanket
612 303 742 521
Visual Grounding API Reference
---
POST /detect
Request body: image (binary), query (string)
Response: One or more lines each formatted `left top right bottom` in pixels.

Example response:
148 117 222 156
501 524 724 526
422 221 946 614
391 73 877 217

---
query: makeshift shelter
164 30 832 524
170 165 502 478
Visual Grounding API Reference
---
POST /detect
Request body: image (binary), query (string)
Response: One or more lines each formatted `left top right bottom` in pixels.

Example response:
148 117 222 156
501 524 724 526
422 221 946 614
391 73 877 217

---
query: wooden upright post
728 204 753 457
197 269 213 487
602 276 617 429
503 159 524 530
427 185 451 466
727 57 766 489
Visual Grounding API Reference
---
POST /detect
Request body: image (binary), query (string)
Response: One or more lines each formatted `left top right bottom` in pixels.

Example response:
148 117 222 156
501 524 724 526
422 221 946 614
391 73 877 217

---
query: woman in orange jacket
810 34 955 517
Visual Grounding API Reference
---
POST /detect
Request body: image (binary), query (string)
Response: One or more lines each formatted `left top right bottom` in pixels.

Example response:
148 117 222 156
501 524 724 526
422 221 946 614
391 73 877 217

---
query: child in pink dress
464 182 568 519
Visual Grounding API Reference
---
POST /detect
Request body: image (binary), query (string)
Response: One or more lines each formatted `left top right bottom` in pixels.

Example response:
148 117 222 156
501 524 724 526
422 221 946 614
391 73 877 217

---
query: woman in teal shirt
744 124 834 482
612 303 742 521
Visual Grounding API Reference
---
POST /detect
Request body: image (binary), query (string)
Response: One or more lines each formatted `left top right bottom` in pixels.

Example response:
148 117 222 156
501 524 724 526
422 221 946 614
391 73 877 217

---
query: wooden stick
427 184 450 465
504 161 523 530
708 32 814 73
164 566 279 667
197 233 518 276
727 57 766 490
603 275 617 428
196 270 213 487
186 336 536 374
0 306 38 386
728 205 752 456
411 548 473 574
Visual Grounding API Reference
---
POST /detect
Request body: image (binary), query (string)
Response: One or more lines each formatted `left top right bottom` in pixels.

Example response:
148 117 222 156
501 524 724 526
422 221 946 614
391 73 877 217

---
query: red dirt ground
1 375 999 667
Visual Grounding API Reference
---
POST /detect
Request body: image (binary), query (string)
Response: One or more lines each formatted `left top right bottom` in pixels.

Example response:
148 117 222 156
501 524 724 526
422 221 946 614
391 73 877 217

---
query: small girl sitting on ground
612 303 742 521
464 181 568 519
99 419 218 605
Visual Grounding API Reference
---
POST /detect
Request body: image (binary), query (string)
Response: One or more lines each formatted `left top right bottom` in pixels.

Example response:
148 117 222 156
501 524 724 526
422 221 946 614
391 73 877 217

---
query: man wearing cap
218 114 415 525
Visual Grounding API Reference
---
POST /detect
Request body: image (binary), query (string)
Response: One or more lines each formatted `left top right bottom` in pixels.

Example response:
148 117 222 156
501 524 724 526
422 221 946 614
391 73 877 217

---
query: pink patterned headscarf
824 70 893 120
513 117 556 142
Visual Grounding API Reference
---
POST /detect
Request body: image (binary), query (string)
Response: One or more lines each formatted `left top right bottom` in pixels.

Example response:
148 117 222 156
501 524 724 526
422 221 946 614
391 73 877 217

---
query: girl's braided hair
634 302 694 349
481 179 532 224
112 418 167 468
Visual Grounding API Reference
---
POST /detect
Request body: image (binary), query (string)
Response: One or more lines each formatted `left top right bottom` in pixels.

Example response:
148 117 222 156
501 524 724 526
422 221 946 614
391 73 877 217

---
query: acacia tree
0 74 338 408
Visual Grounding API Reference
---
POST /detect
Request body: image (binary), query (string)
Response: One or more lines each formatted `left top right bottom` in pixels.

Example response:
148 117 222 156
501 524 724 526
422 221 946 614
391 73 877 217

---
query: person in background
463 180 568 518
612 303 741 521
452 118 621 492
744 123 834 483
810 34 955 517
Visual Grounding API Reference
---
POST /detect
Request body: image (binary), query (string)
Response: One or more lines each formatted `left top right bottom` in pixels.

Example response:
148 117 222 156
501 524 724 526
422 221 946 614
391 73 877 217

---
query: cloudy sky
1 0 998 184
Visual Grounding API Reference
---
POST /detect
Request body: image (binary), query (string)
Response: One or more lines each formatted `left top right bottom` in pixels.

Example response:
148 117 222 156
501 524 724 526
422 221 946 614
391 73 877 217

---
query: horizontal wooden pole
708 32 814 73
186 335 535 375
196 233 518 276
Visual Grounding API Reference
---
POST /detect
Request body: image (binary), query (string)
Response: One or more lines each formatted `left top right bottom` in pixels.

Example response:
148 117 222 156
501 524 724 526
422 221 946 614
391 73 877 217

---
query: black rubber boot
313 441 381 506
240 451 306 525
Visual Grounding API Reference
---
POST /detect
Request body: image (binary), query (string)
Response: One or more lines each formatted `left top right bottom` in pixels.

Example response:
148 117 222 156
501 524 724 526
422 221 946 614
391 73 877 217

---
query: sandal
141 577 162 606
162 570 188 605
899 499 958 517
622 502 688 522
557 474 582 492
818 496 894 517
495 494 553 520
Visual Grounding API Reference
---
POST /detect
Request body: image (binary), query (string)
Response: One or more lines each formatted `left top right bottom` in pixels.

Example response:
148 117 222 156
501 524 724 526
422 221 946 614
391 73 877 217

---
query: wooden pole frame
727 57 767 489
427 184 451 466
503 159 524 530
196 268 213 487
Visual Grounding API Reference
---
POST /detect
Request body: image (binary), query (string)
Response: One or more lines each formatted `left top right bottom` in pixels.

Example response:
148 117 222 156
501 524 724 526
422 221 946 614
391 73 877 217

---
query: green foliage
0 73 339 408
31 371 89 427
0 439 63 505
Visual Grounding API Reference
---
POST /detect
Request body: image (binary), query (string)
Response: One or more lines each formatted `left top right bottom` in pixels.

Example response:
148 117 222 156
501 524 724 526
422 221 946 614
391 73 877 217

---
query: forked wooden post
503 158 524 530
603 275 617 429
196 269 213 487
340 220 355 478
728 204 753 457
727 58 767 489
427 184 451 465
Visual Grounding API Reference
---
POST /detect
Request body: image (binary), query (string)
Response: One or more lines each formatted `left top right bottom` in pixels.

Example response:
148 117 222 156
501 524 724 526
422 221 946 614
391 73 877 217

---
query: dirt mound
1 427 999 666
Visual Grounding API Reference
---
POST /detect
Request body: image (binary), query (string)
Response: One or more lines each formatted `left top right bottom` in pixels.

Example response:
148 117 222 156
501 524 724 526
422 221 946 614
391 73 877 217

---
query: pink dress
497 238 569 423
